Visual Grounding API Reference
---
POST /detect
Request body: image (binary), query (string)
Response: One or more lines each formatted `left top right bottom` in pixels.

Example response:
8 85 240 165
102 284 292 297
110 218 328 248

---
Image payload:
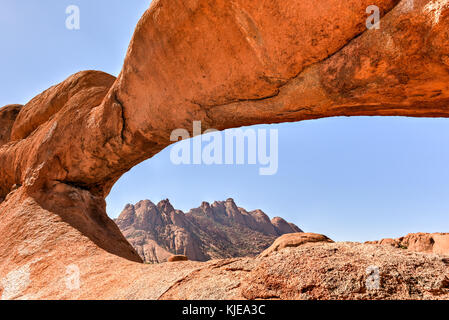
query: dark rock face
0 104 22 147
115 198 302 263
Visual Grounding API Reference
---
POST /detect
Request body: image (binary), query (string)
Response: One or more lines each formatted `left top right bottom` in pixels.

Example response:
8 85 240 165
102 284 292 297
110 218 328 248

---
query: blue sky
2 0 448 242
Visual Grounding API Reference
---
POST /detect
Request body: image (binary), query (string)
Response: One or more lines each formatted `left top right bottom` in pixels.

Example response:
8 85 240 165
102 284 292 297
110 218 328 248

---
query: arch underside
0 0 448 299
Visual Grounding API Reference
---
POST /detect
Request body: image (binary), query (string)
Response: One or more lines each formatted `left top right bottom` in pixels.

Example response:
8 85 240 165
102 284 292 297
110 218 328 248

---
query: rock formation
0 0 448 299
160 241 449 300
115 198 301 263
367 232 449 255
259 233 334 258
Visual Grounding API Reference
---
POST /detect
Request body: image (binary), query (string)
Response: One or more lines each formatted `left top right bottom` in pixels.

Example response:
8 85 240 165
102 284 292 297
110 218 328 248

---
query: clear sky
2 0 448 242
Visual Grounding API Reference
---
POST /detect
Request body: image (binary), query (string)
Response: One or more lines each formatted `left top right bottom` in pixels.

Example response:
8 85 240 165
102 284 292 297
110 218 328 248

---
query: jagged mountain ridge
115 198 302 263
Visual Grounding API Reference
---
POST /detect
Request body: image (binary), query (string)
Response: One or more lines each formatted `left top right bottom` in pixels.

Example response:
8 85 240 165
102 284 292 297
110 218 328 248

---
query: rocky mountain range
115 198 302 263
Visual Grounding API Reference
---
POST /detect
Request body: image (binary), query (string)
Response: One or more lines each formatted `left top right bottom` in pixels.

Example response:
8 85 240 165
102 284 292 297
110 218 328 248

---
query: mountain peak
135 199 156 209
157 199 174 212
271 217 303 234
201 201 210 209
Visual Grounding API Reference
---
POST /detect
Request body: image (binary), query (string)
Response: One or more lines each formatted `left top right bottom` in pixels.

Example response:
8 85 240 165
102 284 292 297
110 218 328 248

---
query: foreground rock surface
161 242 449 300
0 194 447 300
116 198 301 263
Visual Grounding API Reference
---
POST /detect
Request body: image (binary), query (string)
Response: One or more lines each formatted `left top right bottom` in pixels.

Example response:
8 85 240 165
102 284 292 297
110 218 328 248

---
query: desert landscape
1 0 449 300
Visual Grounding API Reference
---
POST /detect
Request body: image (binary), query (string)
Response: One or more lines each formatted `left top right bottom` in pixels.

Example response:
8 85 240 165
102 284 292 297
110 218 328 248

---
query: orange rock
379 238 401 248
0 0 449 300
0 71 141 264
259 233 334 257
432 234 449 255
401 233 449 255
10 71 116 141
371 233 449 255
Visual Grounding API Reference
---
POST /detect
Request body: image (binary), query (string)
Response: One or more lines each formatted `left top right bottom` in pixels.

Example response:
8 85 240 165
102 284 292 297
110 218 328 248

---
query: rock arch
0 0 448 299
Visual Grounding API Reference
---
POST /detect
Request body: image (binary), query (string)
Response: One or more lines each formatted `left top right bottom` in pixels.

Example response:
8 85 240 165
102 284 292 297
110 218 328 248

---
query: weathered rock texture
115 198 301 263
367 232 449 255
160 241 449 300
0 0 449 299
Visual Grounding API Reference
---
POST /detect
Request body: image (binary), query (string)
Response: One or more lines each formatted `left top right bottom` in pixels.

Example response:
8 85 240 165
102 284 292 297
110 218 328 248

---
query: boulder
400 233 449 255
368 233 449 255
379 238 401 248
259 233 334 257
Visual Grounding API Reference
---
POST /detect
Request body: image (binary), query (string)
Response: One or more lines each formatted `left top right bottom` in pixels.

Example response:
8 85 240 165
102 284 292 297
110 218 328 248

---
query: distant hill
115 198 302 263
